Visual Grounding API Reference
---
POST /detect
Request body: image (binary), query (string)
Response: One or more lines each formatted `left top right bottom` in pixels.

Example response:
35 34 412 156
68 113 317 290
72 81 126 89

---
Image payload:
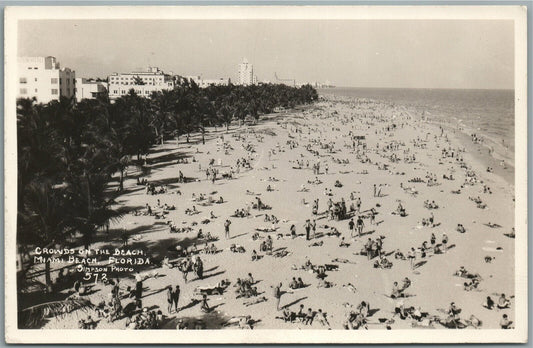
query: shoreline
319 92 515 189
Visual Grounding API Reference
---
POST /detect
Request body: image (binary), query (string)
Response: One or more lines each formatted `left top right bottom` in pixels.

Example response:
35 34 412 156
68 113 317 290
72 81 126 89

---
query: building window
20 88 27 94
51 89 58 95
51 78 58 84
19 77 27 84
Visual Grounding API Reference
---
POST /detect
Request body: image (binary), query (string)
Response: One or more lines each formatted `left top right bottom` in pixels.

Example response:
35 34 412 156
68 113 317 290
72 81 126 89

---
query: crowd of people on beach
44 96 515 332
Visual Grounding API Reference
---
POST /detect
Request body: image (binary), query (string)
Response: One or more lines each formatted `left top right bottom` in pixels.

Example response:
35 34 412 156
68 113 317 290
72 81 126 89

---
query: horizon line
319 86 514 91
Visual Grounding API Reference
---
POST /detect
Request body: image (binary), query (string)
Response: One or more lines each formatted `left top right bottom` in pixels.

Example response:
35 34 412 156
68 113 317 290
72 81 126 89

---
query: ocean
318 87 515 166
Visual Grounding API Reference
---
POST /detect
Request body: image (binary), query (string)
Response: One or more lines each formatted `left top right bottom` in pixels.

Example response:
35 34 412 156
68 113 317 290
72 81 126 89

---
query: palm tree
65 171 122 250
17 181 70 291
195 94 215 145
216 95 234 132
150 90 176 145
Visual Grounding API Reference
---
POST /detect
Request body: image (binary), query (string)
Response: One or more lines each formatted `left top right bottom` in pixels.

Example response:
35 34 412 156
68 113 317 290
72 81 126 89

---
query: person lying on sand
244 296 268 307
343 283 357 293
465 315 482 329
230 244 246 253
224 315 254 329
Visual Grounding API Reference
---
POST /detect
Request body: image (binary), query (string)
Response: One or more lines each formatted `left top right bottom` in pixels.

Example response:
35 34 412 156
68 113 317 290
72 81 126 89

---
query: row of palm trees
17 80 318 291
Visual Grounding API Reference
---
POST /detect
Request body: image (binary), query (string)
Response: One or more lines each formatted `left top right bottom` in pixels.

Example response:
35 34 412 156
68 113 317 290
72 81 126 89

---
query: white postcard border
4 5 528 344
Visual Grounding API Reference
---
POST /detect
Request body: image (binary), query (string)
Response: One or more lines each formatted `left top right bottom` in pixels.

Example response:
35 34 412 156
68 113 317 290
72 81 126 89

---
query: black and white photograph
4 5 528 344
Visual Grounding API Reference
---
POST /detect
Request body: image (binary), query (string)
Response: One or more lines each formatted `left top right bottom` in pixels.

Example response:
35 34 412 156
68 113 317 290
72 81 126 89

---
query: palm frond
19 297 94 329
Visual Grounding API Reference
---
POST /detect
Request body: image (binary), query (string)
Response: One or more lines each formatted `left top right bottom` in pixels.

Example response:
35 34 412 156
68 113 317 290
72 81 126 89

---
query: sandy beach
36 94 515 330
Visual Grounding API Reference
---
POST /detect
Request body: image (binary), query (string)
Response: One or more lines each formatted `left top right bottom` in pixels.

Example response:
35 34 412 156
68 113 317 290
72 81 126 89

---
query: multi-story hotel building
75 78 108 102
107 67 174 100
17 56 76 103
238 58 255 86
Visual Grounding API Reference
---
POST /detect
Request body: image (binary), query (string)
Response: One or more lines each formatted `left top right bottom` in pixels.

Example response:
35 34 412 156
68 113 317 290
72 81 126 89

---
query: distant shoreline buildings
184 75 231 88
17 56 325 103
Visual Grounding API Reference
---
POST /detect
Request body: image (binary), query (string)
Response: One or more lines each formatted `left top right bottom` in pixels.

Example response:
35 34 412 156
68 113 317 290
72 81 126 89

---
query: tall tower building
238 58 254 86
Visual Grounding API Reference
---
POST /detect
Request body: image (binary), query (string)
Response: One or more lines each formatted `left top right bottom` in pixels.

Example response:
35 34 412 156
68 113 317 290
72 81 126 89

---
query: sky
18 19 514 89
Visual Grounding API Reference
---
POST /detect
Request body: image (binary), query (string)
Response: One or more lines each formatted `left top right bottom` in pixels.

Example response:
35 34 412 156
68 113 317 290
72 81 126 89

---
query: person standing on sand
172 285 180 313
201 294 210 313
356 216 365 236
304 220 311 241
408 248 416 269
135 272 143 309
311 219 317 239
348 218 355 238
312 199 319 215
181 258 190 283
166 286 173 314
373 184 377 197
224 219 232 239
370 208 376 225
274 283 282 310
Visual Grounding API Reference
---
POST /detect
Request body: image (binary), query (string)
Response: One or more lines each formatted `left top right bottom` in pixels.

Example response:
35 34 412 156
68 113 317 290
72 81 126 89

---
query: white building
107 67 174 100
75 78 108 102
183 75 230 88
238 58 255 86
199 78 230 88
17 56 75 103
